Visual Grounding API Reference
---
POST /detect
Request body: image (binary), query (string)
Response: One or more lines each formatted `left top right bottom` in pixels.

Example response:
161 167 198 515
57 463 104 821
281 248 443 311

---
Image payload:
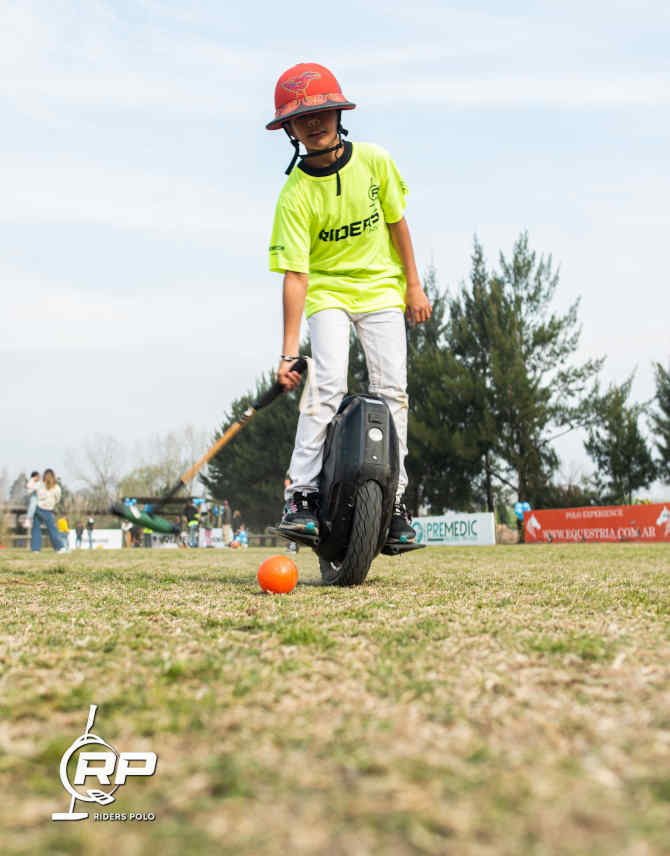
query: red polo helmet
266 62 356 130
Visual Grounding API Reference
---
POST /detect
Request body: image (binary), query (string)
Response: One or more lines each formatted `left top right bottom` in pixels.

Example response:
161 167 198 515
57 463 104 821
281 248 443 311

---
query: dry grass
1 544 669 855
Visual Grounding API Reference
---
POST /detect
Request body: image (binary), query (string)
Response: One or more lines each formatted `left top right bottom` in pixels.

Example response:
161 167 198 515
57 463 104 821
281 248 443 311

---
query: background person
232 523 249 549
201 507 213 547
222 499 233 546
30 469 66 553
183 500 200 548
232 508 242 536
74 520 84 548
23 471 41 530
86 515 95 549
57 514 69 551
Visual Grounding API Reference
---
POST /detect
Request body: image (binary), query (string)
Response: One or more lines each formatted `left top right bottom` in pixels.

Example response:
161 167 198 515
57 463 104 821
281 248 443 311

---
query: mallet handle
154 358 307 508
179 419 246 485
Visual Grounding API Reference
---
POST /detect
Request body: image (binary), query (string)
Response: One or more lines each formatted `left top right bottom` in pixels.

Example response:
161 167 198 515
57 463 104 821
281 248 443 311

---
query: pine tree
200 373 304 530
8 473 27 504
405 267 486 514
446 239 502 511
446 233 602 511
584 375 657 504
650 360 670 483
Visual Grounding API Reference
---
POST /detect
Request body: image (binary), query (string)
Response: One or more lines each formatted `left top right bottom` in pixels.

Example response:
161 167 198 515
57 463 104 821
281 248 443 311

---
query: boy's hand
278 359 303 391
405 281 432 326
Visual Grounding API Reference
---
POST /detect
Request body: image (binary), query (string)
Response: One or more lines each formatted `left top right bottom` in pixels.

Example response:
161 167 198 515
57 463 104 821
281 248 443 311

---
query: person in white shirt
30 468 66 553
23 470 41 529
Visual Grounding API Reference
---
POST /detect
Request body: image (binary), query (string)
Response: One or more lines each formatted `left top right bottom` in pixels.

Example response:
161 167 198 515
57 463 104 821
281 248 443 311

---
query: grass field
1 543 670 855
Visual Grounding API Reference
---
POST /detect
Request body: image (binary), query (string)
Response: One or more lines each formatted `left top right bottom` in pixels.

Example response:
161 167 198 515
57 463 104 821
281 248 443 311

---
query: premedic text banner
412 513 496 546
523 503 670 543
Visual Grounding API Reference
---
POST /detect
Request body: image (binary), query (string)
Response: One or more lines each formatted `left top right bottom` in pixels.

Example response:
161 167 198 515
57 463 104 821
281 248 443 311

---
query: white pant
286 307 408 500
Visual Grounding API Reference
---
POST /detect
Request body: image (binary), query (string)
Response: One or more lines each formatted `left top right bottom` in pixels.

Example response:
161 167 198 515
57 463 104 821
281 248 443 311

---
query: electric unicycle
271 393 424 586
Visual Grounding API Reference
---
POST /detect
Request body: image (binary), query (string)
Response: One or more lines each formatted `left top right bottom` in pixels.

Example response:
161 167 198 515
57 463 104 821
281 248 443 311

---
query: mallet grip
253 356 307 411
179 420 245 485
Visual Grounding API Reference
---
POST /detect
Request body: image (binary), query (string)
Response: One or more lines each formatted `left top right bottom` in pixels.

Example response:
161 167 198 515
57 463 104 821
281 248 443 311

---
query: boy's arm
278 270 308 390
387 218 432 326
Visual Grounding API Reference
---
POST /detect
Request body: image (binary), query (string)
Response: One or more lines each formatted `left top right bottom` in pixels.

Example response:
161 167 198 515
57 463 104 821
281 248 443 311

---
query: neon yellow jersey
269 142 408 317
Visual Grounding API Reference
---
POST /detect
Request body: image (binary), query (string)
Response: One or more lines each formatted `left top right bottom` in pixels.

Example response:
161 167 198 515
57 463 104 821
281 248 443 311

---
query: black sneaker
278 491 319 536
386 498 416 543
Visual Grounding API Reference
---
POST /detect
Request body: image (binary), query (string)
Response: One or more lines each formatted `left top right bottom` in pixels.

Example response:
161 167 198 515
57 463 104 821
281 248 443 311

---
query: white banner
65 529 123 550
412 513 496 546
199 527 228 548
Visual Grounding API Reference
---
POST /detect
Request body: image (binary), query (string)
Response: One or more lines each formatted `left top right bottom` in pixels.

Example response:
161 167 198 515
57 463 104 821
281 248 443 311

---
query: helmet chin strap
283 114 349 175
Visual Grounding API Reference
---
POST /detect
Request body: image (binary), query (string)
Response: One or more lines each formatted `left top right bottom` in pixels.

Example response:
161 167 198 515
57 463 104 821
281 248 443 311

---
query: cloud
360 75 670 109
0 156 266 236
3 2 668 116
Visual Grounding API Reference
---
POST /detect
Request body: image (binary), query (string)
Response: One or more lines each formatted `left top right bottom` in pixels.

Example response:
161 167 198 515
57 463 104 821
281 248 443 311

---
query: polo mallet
110 358 307 533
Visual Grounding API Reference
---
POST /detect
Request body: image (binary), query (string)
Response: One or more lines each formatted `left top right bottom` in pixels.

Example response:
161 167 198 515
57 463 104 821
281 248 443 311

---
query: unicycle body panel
317 394 399 566
269 393 424 586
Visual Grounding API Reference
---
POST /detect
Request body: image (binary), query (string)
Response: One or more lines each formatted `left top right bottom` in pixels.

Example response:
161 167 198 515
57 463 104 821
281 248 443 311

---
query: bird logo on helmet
281 69 321 100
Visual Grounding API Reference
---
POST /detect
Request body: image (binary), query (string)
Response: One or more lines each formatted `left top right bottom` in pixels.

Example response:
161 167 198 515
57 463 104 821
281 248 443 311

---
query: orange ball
257 555 298 594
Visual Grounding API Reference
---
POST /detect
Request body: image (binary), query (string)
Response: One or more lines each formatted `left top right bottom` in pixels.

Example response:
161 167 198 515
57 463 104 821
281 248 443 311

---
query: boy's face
288 109 339 152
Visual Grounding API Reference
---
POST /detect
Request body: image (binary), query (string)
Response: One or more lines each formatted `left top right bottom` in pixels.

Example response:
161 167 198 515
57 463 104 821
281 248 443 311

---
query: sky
2 0 669 496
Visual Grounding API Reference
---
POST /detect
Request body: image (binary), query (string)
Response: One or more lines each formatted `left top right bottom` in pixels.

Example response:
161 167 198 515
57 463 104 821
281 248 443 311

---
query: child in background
57 515 69 551
23 471 40 529
232 524 249 549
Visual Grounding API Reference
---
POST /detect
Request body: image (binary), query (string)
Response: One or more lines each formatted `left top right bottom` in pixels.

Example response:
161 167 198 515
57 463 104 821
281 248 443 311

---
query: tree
584 375 657 504
119 426 210 498
450 232 603 509
66 434 125 507
444 240 505 512
534 476 600 509
8 473 27 504
404 267 485 514
201 374 304 530
650 360 670 483
118 465 169 498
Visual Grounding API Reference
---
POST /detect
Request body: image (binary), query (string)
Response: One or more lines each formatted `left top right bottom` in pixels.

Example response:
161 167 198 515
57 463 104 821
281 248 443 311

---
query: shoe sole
278 522 319 536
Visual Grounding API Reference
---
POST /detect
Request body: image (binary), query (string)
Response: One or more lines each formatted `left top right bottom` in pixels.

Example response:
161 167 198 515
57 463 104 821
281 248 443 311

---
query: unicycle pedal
380 541 426 556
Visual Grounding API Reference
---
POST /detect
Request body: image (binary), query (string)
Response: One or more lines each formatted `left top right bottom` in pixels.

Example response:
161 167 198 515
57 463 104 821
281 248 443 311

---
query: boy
23 471 40 529
267 62 431 542
57 514 69 551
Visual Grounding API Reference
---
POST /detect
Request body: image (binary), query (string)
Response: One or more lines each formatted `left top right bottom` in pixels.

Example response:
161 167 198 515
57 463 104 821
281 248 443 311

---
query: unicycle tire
319 480 383 587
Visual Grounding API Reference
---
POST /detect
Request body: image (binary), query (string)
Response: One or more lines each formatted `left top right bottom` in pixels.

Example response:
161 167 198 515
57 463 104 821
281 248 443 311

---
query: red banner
523 502 670 543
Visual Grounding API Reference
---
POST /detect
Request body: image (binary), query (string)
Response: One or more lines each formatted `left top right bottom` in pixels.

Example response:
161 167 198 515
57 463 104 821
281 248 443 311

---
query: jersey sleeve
268 197 310 275
377 148 408 225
